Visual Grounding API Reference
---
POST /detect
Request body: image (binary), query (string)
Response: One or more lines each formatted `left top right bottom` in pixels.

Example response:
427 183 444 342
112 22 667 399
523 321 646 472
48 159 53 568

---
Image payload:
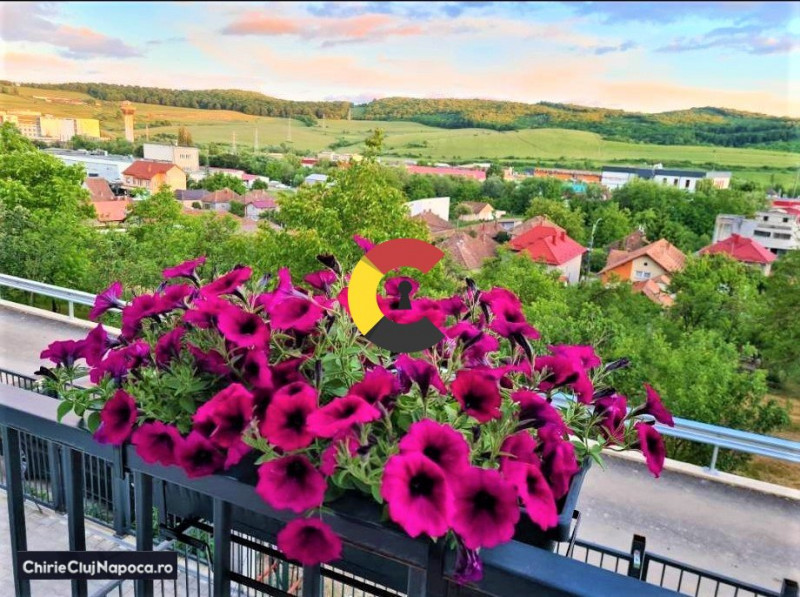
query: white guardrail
1 274 799 472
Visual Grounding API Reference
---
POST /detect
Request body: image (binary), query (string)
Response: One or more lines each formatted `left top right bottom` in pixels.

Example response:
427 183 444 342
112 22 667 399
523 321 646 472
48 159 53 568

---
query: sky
2 1 799 117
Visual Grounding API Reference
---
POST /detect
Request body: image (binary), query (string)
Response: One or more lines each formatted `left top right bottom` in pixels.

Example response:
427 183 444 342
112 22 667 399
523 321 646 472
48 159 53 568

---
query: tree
229 201 245 217
525 198 587 243
758 251 800 385
486 162 503 179
177 127 194 147
364 128 385 158
251 179 269 190
404 176 436 201
199 173 247 195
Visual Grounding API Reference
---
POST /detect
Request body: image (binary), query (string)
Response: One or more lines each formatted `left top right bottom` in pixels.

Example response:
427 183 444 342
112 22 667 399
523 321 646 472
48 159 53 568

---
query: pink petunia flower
636 422 666 478
239 350 273 390
398 419 470 478
40 339 85 368
320 434 360 476
269 296 324 334
380 453 452 539
200 383 254 448
182 295 229 329
353 234 374 252
199 266 252 297
641 384 674 427
538 426 581 500
260 382 318 451
395 354 447 399
82 324 113 367
155 327 185 368
256 454 326 513
94 390 138 445
348 366 399 407
452 369 502 423
307 395 381 439
163 256 206 281
498 431 539 473
223 438 252 469
187 344 230 377
304 269 338 293
90 281 124 321
132 421 182 466
217 306 269 349
548 345 601 370
175 431 225 478
594 394 628 443
502 460 558 531
450 467 520 550
513 390 569 436
277 518 342 566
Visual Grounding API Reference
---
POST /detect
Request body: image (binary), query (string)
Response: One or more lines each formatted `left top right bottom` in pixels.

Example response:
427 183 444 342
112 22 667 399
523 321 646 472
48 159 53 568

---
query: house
174 189 210 208
438 229 499 271
304 173 328 186
243 190 279 220
632 275 675 308
413 211 455 238
699 234 777 275
713 208 800 257
48 149 133 183
600 239 687 285
122 161 187 193
601 165 731 192
458 201 506 222
301 157 319 166
201 188 241 212
607 229 649 253
83 177 115 202
91 200 131 225
406 165 487 181
143 143 200 173
509 224 586 284
406 197 450 221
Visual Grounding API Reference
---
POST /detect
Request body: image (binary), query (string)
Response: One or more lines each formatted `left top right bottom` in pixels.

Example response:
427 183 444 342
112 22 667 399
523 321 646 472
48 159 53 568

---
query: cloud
303 1 495 19
1 3 141 59
659 24 800 54
146 36 187 46
562 1 795 26
592 40 637 55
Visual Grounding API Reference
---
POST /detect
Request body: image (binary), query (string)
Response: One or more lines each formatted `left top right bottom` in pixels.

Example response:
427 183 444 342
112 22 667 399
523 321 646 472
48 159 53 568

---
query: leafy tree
177 127 194 147
364 128 385 158
198 173 246 195
251 179 269 190
758 251 800 385
525 198 587 243
229 201 245 217
404 176 436 200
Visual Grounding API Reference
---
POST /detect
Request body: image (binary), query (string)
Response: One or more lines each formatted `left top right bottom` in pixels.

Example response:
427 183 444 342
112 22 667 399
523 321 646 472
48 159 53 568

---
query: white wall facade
714 211 800 256
601 171 635 190
406 197 451 220
551 254 583 285
55 155 133 183
143 144 200 173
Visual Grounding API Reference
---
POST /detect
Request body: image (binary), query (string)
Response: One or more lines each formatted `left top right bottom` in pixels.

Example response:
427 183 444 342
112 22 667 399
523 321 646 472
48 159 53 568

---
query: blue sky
2 2 799 116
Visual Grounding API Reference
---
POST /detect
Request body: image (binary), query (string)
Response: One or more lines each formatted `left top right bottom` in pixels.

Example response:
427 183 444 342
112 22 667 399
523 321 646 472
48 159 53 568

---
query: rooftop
407 165 487 181
83 177 115 202
122 160 182 180
699 234 777 265
438 229 499 270
600 239 686 275
510 225 586 266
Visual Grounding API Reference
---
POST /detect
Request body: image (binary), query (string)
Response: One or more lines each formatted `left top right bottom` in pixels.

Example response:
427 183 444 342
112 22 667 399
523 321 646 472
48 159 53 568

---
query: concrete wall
405 197 450 221
56 155 132 183
630 256 668 281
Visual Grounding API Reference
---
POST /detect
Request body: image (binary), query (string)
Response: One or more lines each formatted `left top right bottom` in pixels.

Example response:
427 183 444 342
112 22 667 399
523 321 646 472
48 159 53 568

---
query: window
673 178 679 186
634 270 651 280
774 233 791 240
763 216 769 221
685 180 690 188
754 230 771 238
783 217 790 223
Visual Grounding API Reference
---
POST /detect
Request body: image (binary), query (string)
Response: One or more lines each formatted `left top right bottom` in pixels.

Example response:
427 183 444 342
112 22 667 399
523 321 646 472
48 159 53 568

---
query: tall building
713 207 800 256
0 111 99 142
121 101 135 142
143 143 200 173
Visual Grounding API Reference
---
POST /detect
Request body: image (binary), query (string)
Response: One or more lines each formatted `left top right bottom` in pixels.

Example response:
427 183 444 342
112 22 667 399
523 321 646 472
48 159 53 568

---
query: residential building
317 151 363 163
143 143 200 173
406 165 487 181
175 189 211 208
699 234 777 275
39 115 75 142
201 188 241 212
48 149 134 183
437 229 499 271
122 160 187 193
600 239 687 284
243 190 278 220
601 164 731 191
304 173 329 186
713 209 800 256
405 197 450 221
83 177 115 202
0 111 100 142
413 211 455 238
458 201 506 222
632 275 675 308
533 167 602 184
510 224 586 284
607 229 649 253
92 200 131 225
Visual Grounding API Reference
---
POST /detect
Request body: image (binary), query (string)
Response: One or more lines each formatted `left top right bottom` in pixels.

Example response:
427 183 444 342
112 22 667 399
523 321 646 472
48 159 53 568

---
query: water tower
121 101 135 142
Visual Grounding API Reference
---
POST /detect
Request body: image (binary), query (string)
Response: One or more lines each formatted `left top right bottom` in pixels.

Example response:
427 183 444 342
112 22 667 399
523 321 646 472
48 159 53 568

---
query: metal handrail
0 273 799 471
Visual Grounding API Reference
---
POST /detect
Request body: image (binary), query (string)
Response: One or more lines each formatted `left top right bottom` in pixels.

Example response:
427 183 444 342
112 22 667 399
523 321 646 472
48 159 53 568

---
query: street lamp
582 217 603 280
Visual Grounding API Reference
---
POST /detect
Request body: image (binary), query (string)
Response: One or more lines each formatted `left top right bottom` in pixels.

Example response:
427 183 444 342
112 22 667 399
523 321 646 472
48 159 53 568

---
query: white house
143 143 200 173
405 197 450 221
713 208 800 256
601 165 731 192
48 150 134 183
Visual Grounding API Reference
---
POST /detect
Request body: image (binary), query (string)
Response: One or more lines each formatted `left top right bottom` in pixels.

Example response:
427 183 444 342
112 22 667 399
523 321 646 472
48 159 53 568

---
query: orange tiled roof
123 160 179 180
600 239 686 275
414 210 454 236
203 188 242 204
84 177 114 202
632 274 674 307
438 230 498 270
93 200 130 223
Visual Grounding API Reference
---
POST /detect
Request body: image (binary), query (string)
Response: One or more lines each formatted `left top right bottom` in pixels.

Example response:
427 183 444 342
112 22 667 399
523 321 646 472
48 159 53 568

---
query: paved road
0 304 798 591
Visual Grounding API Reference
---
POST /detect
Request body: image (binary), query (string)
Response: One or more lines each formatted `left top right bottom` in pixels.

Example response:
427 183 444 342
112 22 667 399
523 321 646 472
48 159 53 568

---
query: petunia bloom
348 366 399 407
94 390 138 445
452 369 502 423
182 295 229 328
398 419 470 478
163 256 206 281
89 350 130 385
40 339 85 368
453 539 483 584
396 354 447 399
187 344 230 377
307 395 381 438
239 350 273 390
502 460 558 531
641 384 674 427
538 427 581 500
384 276 420 298
513 390 570 436
445 322 499 367
256 454 326 513
155 327 185 368
498 431 539 473
353 234 374 252
594 394 628 443
175 431 225 478
90 281 124 321
83 324 113 367
200 266 252 297
320 434 359 476
131 422 182 466
120 293 163 339
217 306 269 348
636 422 666 478
304 269 338 293
277 518 342 566
534 355 594 404
548 345 601 370
269 296 324 334
260 382 318 451
200 383 254 448
380 453 452 539
451 467 520 550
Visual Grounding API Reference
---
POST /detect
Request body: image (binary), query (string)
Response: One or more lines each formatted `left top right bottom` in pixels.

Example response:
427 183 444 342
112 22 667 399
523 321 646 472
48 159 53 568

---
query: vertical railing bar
49 441 64 511
2 425 31 597
213 498 232 597
133 471 154 597
62 446 88 597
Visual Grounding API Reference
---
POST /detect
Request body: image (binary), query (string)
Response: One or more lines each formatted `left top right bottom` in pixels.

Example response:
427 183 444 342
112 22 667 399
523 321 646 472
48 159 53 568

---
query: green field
4 86 798 186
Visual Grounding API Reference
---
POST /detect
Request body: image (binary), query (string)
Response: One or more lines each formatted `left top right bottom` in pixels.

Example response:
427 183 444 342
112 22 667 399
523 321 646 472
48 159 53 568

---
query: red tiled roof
632 274 674 307
438 230 498 270
509 225 586 266
407 165 486 181
699 234 776 265
202 188 242 204
509 216 563 238
413 210 454 236
243 190 278 207
84 177 114 202
92 200 130 223
600 239 686 275
122 160 180 180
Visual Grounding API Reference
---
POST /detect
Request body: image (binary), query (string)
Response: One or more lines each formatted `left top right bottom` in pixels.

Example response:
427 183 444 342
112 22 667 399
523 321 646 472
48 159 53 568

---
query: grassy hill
3 84 798 188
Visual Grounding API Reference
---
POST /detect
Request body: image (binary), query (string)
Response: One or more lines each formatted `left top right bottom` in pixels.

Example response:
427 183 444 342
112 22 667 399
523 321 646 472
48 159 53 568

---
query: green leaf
86 410 101 433
370 482 383 504
56 400 73 422
74 404 85 417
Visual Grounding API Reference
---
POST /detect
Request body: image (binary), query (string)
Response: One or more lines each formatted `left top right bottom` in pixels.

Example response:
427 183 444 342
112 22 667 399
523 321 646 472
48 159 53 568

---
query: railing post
425 540 448 597
781 579 799 597
407 568 427 596
302 564 323 596
68 301 75 319
2 426 32 597
708 445 720 472
48 441 65 512
628 534 646 580
111 446 128 537
62 446 88 597
133 472 153 597
212 498 231 597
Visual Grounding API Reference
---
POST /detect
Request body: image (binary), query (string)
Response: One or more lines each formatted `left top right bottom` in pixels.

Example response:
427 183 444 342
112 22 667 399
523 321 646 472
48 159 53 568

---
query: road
0 304 798 591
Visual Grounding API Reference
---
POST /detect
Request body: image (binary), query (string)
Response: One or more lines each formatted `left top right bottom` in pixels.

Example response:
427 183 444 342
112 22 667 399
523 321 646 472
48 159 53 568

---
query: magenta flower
224 439 251 469
498 431 539 473
120 293 162 339
513 390 570 436
534 355 594 404
163 256 206 281
90 281 124 321
201 383 254 448
336 287 350 314
200 266 252 297
437 295 467 318
453 539 483 584
277 518 342 566
380 453 452 539
217 307 269 348
451 467 520 550
594 394 628 443
182 295 229 328
120 340 152 370
348 366 399 407
446 322 499 367
94 390 137 445
255 267 295 312
353 234 374 252
82 324 113 367
548 345 601 370
132 422 182 466
396 354 447 399
256 454 326 513
187 345 230 376
270 357 309 387
502 460 558 531
398 420 470 478
40 339 85 368
269 296 324 334
384 276 420 298
488 301 540 340
240 350 273 390
452 369 502 423
155 327 185 368
260 382 318 451
641 384 674 427
157 284 194 311
307 395 381 438
636 422 666 478
89 350 130 384
320 434 359 476
538 428 581 500
175 431 225 478
479 287 522 312
304 269 338 293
